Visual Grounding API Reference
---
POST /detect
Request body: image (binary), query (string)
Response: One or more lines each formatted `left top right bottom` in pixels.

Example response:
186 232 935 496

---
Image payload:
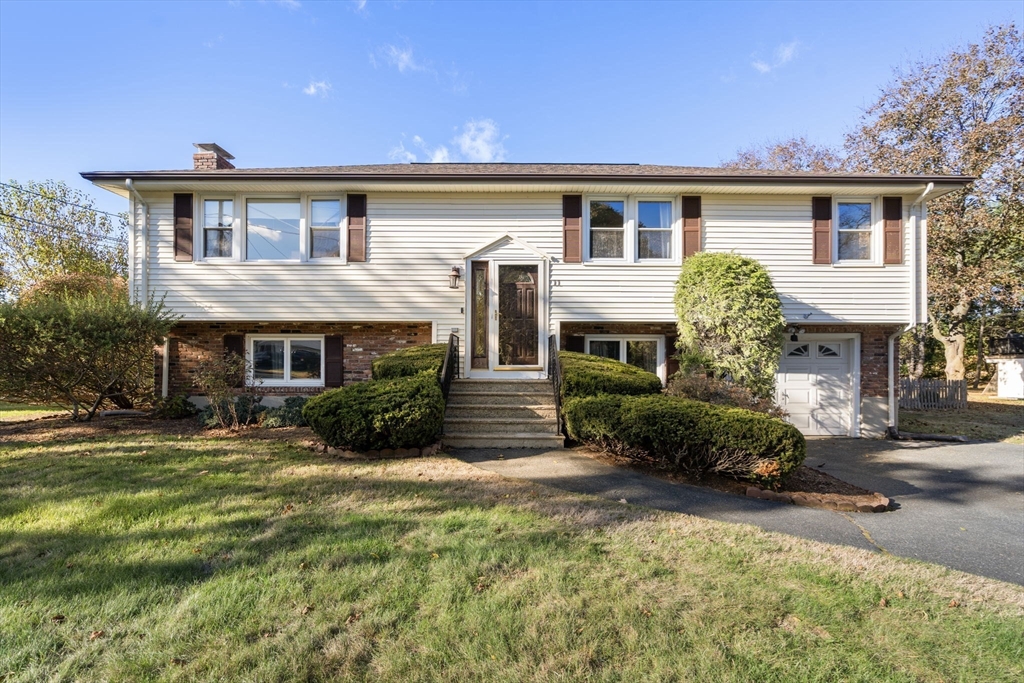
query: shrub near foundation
559 351 663 400
302 372 444 451
371 343 448 380
564 393 805 484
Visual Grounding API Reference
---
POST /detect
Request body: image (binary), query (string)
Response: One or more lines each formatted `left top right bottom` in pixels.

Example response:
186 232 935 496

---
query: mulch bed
574 446 891 513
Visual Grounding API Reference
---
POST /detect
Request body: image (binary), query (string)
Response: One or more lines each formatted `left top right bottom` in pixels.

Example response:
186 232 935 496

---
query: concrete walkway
455 439 1024 585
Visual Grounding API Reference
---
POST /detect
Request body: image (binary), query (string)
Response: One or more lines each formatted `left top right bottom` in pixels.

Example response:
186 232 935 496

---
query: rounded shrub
302 372 444 451
559 351 663 400
261 396 309 428
564 393 805 484
674 252 785 399
371 344 448 380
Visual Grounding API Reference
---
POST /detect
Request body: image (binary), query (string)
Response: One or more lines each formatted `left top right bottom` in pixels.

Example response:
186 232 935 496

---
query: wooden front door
497 264 538 366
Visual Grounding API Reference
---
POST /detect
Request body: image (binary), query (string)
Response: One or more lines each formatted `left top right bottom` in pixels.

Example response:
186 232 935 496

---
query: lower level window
585 335 665 381
249 336 324 385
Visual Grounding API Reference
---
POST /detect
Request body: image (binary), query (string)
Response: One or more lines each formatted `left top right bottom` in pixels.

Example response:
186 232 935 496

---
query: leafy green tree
674 252 785 399
0 278 177 420
0 180 128 301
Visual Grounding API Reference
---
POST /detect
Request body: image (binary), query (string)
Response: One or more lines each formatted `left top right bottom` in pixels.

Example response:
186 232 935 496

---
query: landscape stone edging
313 442 441 460
745 486 890 513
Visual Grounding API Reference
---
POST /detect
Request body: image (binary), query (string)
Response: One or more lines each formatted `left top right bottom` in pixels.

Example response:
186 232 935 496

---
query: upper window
246 199 301 261
589 200 625 259
250 335 323 385
837 201 873 261
637 201 672 259
309 199 343 259
585 196 678 264
203 199 233 258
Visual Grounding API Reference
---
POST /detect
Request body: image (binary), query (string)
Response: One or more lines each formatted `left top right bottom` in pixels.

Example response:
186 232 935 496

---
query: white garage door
776 339 853 436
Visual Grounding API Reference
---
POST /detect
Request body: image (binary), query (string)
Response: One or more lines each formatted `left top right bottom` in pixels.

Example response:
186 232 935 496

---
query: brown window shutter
812 197 832 264
324 335 343 387
883 196 903 264
173 193 193 262
562 195 583 263
682 196 702 257
347 194 367 262
223 334 245 388
565 335 585 353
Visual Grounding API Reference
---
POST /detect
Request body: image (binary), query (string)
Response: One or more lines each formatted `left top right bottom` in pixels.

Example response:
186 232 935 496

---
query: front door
498 264 539 365
468 260 543 376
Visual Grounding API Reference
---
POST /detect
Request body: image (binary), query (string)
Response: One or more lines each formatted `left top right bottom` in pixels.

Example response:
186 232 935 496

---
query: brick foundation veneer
558 321 901 400
559 321 678 341
161 321 432 395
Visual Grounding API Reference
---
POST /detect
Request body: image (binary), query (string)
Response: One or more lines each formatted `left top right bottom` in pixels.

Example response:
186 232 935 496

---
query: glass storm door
497 264 539 366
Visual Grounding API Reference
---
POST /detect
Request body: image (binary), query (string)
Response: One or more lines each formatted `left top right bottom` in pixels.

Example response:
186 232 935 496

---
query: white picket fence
899 378 967 410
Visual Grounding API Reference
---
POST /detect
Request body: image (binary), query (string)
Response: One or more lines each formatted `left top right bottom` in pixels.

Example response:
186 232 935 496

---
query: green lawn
1 419 1022 682
0 401 65 422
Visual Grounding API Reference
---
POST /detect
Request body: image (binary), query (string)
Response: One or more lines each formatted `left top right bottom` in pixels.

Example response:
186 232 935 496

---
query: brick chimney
192 143 235 170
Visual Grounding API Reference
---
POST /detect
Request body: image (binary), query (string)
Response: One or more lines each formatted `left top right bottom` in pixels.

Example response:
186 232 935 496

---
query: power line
0 181 127 220
0 212 126 247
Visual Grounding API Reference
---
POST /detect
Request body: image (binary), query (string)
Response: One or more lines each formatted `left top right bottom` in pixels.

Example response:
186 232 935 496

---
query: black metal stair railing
439 332 460 401
548 334 564 435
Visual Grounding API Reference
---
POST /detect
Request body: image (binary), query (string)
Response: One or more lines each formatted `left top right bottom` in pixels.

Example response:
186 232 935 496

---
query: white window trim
833 196 882 267
635 196 679 263
197 193 352 265
306 194 348 263
583 195 681 266
247 334 325 386
198 195 239 263
584 334 667 383
584 196 629 263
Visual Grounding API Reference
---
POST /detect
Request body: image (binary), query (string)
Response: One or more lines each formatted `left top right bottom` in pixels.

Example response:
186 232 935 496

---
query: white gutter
125 179 148 304
888 325 910 433
161 339 170 399
912 182 935 327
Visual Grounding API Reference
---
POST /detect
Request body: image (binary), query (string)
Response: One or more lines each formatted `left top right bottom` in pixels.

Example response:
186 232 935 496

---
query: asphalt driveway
455 439 1024 585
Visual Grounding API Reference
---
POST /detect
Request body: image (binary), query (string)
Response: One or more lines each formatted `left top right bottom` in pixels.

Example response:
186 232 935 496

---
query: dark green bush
564 393 805 485
302 373 444 451
261 396 309 428
559 351 663 400
372 344 448 380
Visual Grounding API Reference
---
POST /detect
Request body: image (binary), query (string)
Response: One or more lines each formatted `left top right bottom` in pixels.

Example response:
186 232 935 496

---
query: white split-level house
83 144 971 438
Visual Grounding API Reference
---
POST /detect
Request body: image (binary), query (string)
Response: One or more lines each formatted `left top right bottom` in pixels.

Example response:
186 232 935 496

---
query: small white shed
988 336 1024 400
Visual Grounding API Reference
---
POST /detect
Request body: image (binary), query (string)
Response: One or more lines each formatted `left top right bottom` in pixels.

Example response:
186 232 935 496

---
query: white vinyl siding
135 191 917 337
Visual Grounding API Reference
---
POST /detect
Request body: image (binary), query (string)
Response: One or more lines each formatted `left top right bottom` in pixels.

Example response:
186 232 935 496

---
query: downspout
889 183 936 436
126 179 167 398
125 179 148 304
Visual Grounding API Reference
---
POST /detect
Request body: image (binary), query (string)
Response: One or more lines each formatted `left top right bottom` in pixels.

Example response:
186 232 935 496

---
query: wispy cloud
454 119 506 162
352 0 368 12
276 0 302 9
302 79 331 97
751 41 800 74
376 42 429 74
389 119 507 164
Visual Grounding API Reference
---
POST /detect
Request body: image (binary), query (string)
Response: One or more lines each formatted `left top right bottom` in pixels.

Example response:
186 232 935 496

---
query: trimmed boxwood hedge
559 351 663 400
302 372 444 451
371 343 448 380
564 393 805 483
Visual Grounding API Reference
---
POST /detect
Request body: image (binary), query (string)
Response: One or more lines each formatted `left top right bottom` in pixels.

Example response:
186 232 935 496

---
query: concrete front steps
442 379 565 449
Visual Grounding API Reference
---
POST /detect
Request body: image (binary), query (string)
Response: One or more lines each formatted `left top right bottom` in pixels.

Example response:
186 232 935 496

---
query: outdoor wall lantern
448 266 462 289
787 326 807 342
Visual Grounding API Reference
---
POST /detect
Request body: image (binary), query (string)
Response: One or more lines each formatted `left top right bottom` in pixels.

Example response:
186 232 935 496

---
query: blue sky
1 0 1020 214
